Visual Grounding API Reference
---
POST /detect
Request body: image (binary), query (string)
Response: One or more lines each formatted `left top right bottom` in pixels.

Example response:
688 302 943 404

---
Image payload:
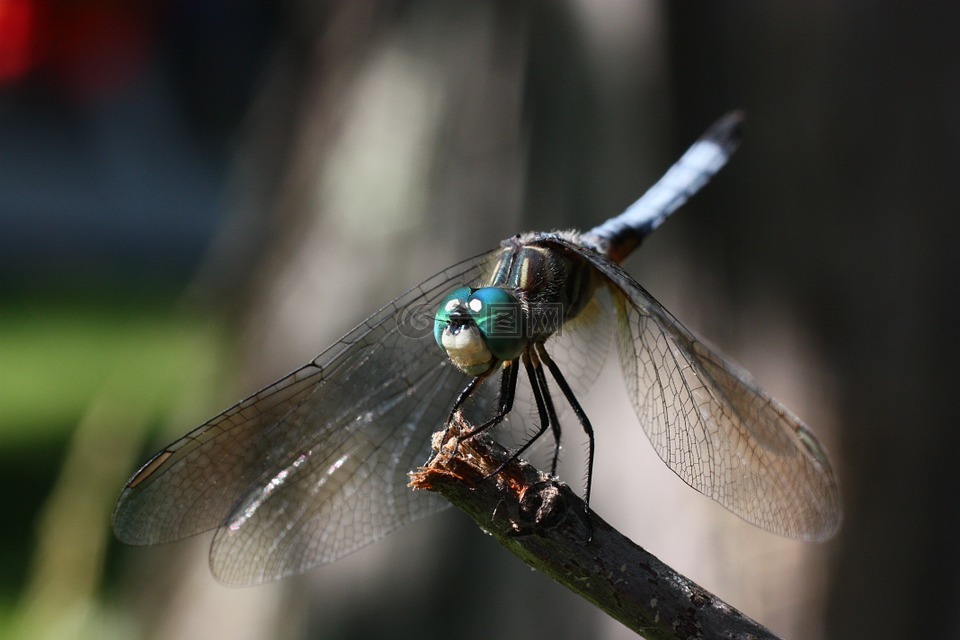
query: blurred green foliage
0 291 227 640
0 296 218 445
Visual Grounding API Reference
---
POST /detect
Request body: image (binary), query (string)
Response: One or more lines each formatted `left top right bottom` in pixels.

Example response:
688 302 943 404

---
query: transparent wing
545 286 615 399
113 251 496 584
545 236 841 540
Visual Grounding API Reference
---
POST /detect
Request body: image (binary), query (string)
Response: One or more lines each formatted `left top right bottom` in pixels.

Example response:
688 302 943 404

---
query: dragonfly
113 113 841 586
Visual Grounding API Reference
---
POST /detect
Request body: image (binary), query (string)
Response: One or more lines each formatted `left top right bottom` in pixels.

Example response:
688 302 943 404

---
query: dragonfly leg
536 342 595 509
449 374 485 415
448 359 519 460
485 345 562 479
530 348 563 475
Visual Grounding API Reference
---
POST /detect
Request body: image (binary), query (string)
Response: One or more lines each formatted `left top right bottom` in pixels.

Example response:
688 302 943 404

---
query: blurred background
2 1 958 639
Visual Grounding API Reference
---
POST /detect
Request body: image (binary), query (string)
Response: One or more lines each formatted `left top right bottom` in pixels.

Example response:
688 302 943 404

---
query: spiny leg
448 359 519 459
486 345 564 478
536 342 596 508
532 350 563 475
449 372 484 415
435 374 483 463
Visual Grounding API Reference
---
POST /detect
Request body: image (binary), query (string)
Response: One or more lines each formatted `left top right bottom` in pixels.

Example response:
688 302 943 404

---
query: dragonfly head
434 286 525 376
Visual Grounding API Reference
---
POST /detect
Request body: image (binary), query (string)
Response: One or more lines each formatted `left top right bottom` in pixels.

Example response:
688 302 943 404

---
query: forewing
545 236 841 540
208 332 471 585
113 252 495 583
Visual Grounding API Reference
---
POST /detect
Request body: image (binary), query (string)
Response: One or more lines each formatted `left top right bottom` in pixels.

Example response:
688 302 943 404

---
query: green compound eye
434 286 525 376
466 287 524 361
434 286 472 348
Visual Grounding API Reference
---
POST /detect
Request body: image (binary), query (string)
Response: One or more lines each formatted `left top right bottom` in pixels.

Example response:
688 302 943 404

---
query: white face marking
444 299 461 314
442 325 482 354
468 298 483 313
441 325 492 375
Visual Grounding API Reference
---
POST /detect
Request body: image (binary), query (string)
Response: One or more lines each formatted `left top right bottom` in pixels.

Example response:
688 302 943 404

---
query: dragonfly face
434 286 525 376
113 113 841 586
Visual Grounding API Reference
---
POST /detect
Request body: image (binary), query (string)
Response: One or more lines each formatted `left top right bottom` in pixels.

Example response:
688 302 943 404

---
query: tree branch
409 416 781 640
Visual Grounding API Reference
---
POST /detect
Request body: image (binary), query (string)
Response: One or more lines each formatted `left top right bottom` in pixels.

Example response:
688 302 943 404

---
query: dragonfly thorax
434 286 526 376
